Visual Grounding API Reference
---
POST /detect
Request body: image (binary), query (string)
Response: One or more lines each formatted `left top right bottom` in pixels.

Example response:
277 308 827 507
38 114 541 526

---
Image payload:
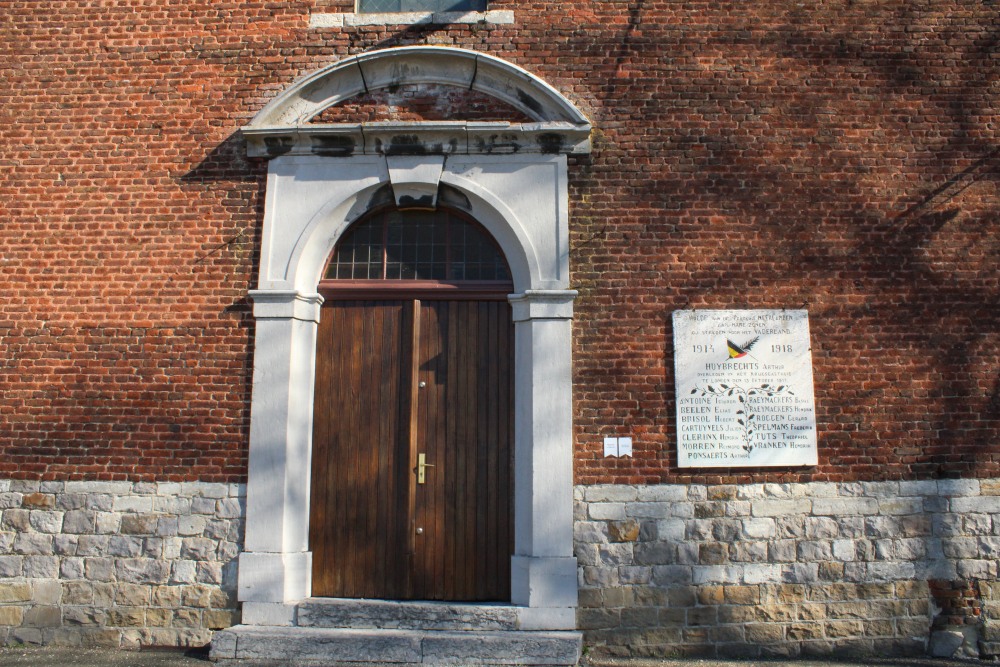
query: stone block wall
0 480 242 648
575 479 1000 659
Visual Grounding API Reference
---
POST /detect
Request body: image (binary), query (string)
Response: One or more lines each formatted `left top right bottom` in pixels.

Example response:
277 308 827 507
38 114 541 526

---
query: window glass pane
358 0 486 12
326 208 510 283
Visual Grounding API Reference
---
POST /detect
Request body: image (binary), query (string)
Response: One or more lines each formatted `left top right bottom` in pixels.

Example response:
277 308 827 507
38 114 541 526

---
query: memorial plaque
673 310 817 468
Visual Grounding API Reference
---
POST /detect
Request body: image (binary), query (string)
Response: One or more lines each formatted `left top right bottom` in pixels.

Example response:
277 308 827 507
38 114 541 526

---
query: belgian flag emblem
726 336 759 359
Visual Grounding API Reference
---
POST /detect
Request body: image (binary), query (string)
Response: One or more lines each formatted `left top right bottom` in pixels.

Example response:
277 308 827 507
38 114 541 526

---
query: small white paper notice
617 437 633 457
604 436 633 458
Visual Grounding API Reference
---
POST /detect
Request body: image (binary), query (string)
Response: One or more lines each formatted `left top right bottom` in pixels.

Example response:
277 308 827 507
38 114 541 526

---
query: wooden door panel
311 298 512 601
310 300 411 599
412 300 513 601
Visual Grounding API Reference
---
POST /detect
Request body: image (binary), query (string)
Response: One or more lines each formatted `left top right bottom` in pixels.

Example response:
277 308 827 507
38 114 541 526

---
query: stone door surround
237 46 591 631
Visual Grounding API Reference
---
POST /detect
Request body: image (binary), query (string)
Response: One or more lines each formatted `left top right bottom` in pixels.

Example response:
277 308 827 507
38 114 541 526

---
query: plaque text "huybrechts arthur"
673 310 818 468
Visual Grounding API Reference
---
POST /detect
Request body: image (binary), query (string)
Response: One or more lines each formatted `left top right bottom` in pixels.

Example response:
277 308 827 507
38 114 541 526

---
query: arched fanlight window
321 207 512 293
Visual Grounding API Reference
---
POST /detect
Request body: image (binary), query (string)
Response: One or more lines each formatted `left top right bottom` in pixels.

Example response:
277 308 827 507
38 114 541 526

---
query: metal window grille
357 0 486 13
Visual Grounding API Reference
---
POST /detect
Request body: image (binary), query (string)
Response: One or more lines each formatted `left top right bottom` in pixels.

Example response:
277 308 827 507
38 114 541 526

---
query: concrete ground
0 646 991 667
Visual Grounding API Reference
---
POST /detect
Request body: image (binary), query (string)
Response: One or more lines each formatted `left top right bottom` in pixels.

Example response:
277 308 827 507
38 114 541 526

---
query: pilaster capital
508 290 578 322
249 290 324 322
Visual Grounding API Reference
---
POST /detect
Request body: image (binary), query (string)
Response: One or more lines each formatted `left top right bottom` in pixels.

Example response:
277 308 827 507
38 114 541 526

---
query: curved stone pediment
243 46 591 157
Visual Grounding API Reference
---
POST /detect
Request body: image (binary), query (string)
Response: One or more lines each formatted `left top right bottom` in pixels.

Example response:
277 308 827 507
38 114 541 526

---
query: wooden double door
310 297 513 601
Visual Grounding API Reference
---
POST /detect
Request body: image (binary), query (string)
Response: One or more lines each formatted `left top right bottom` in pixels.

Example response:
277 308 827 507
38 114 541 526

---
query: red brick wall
1 1 997 484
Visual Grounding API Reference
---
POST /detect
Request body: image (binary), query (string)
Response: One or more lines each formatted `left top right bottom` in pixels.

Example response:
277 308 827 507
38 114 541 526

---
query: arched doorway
233 47 590 632
309 206 514 601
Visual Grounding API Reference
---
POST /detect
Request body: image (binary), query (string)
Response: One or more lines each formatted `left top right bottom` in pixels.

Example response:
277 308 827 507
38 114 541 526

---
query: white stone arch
283 176 542 295
238 47 588 631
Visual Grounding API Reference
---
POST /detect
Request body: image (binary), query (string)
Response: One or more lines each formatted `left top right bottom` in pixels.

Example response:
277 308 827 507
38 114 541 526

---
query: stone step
295 597 521 631
210 625 582 666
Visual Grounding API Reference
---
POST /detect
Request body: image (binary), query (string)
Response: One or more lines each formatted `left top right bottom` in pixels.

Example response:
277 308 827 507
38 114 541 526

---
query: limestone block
624 502 671 519
115 558 170 585
107 536 143 558
151 585 181 607
196 562 222 585
742 564 782 585
216 498 244 519
741 518 776 540
116 584 150 606
729 541 768 563
181 538 217 561
120 515 156 536
787 622 824 640
14 533 54 556
584 485 637 503
798 540 833 561
804 517 839 539
930 630 965 658
84 558 116 583
142 538 164 559
24 556 59 578
76 536 109 556
33 580 60 605
2 511 29 532
63 607 106 626
190 498 216 515
182 584 214 608
23 606 61 628
203 609 237 630
864 516 900 539
86 495 113 512
812 498 879 516
172 609 201 628
178 516 207 536
55 554 81 579
951 496 1000 513
752 499 803 517
775 516 806 538
656 518 685 541
145 608 172 627
877 497 923 515
183 482 229 499
94 512 121 534
608 519 640 542
0 582 32 602
939 479 980 496
652 565 692 585
632 543 674 566
162 537 182 560
685 519 713 541
618 566 651 585
712 519 740 542
574 522 606 544
635 485 687 502
745 622 785 643
169 560 197 584
111 497 152 514
156 517 179 537
0 494 22 510
0 606 24 626
61 581 94 605
0 556 24 577
106 608 146 627
152 496 191 514
767 539 797 563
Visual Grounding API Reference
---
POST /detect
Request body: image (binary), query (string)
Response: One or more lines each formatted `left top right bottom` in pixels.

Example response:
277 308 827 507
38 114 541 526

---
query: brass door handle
416 453 435 484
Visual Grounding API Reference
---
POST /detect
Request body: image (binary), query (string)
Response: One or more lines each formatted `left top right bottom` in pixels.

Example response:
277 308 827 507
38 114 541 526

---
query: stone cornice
243 122 591 158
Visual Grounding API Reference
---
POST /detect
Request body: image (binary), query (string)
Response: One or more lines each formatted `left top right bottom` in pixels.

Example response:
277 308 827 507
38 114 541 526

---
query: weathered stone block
724 585 760 605
0 582 32 603
741 518 776 540
752 499 804 517
13 533 53 556
698 543 728 565
574 521 607 544
608 519 640 542
63 607 106 626
826 620 864 638
84 558 115 583
60 557 84 580
61 581 93 605
116 558 170 584
812 498 879 516
0 607 24 626
105 608 146 627
172 609 201 628
146 608 173 627
745 622 784 643
120 515 157 536
24 556 58 578
107 536 143 558
23 606 61 627
787 622 824 640
116 584 150 606
28 511 63 534
61 510 96 534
